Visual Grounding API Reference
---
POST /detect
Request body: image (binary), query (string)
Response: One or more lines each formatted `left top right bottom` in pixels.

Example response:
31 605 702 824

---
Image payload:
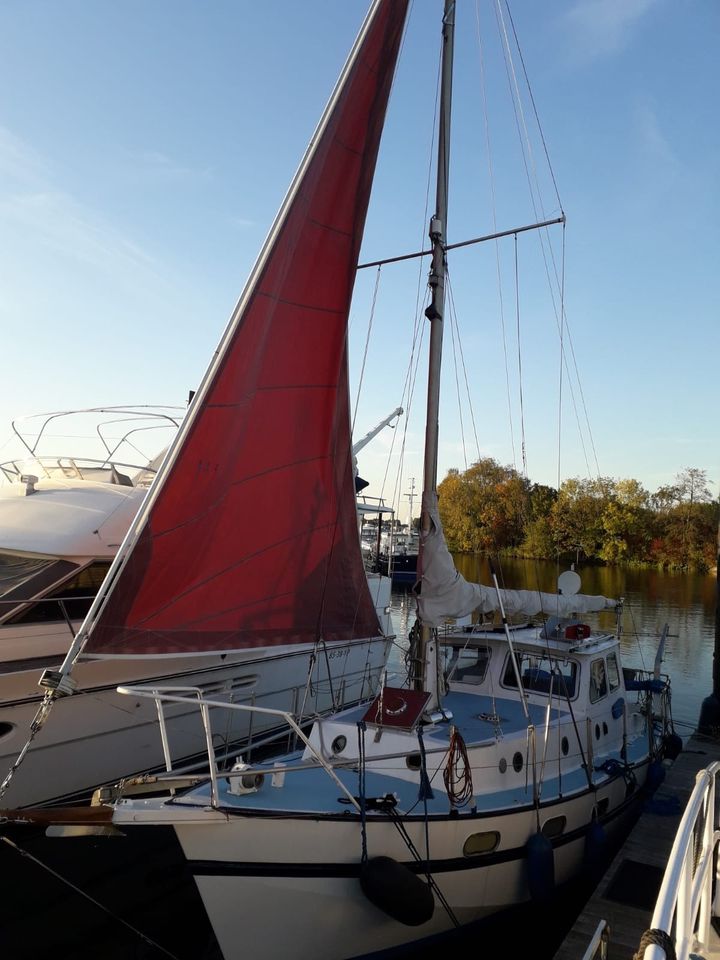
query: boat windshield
0 553 55 600
6 561 112 624
502 650 578 699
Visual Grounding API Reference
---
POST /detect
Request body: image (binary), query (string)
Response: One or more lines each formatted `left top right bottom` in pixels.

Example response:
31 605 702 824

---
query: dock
554 732 720 960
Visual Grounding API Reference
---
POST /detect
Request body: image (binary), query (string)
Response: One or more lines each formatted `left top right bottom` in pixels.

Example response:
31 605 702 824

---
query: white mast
415 0 455 710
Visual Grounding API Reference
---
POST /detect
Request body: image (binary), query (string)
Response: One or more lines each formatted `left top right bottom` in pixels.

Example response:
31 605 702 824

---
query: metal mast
415 0 455 709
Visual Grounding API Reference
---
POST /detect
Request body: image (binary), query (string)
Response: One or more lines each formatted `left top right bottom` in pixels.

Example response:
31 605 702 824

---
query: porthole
463 831 500 857
596 797 610 816
331 735 347 755
0 722 14 742
561 736 569 756
406 752 422 771
498 758 507 774
603 722 608 736
541 815 566 839
512 751 523 773
595 723 601 741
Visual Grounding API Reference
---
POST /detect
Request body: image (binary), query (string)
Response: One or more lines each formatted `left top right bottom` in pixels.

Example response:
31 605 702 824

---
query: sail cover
416 493 618 627
82 0 409 657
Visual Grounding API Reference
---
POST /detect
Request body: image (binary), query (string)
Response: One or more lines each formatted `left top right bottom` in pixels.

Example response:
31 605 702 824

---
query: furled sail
78 0 409 657
416 492 617 627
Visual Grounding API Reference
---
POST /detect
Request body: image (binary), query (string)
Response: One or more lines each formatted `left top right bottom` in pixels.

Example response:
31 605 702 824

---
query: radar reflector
558 570 581 596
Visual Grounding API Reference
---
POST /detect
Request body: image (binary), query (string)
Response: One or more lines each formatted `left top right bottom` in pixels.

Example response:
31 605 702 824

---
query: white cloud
0 125 47 186
123 148 212 181
633 98 679 171
0 125 159 277
561 0 660 63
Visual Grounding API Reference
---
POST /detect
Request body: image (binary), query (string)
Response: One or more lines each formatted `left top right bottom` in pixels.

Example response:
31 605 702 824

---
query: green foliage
436 461 718 573
437 458 530 553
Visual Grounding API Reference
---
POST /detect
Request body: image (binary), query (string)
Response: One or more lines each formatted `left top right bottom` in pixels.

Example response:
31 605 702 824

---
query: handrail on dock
638 760 720 960
581 919 610 960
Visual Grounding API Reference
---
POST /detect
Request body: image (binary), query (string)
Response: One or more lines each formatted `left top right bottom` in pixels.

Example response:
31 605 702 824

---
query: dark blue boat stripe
188 786 642 879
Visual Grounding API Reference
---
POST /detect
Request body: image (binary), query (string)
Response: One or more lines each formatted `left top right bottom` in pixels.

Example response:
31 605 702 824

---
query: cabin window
7 562 112 625
589 658 608 703
502 651 577 699
541 816 566 839
0 554 54 599
463 831 500 857
606 653 620 693
445 645 490 685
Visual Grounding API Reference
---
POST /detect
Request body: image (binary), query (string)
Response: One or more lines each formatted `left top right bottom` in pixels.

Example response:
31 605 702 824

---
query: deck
553 731 720 960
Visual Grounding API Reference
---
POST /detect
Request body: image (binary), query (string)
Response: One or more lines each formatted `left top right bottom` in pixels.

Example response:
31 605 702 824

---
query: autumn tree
438 458 530 553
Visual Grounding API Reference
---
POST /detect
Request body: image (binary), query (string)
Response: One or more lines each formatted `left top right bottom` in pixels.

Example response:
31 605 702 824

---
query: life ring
384 694 408 717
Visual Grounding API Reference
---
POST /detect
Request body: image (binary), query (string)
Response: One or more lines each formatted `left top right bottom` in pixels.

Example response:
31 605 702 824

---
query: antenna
405 477 416 528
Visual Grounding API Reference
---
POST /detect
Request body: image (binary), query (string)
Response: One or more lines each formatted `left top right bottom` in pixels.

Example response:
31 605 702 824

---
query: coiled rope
633 928 676 960
443 726 473 807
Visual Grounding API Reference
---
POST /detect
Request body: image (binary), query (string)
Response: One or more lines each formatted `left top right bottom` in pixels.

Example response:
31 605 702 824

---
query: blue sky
0 0 717 525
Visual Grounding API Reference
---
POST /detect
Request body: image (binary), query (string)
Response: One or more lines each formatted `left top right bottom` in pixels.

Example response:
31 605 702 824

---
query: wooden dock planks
553 733 720 960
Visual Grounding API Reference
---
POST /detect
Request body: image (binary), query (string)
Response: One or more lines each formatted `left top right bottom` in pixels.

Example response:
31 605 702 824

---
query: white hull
0 636 390 807
116 768 643 960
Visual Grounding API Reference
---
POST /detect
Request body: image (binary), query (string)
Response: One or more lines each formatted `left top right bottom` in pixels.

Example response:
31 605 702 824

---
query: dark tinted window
8 562 111 624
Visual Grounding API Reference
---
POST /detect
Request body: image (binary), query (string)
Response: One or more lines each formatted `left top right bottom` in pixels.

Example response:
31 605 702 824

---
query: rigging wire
502 0 562 211
351 266 383 436
514 233 527 477
556 221 565 492
494 0 599 479
380 24 443 521
0 835 180 959
447 281 468 471
474 0 517 468
446 272 481 461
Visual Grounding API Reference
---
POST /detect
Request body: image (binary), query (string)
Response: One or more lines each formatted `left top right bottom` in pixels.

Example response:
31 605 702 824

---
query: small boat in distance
375 526 419 585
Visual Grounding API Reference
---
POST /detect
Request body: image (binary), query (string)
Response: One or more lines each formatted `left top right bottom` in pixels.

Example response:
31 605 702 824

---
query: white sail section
416 492 618 627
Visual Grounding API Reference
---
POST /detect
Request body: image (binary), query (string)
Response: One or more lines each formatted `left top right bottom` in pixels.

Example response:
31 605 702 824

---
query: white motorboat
0 407 392 807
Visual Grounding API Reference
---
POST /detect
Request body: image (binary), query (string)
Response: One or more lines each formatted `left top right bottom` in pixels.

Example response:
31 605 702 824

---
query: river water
388 556 718 733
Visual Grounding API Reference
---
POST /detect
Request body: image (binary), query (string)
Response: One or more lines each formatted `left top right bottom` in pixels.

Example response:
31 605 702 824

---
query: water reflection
389 557 717 729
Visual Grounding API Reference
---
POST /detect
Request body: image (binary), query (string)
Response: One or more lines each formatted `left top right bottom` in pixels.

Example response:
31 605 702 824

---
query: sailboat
0 1 676 957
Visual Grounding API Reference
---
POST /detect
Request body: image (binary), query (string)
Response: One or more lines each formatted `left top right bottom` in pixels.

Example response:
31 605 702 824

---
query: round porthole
0 722 14 742
595 723 601 741
603 722 608 736
512 751 523 772
498 758 507 774
406 752 422 771
331 735 347 755
561 736 569 756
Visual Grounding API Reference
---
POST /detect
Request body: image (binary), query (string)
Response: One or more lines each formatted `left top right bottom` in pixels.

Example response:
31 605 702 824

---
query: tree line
436 459 718 573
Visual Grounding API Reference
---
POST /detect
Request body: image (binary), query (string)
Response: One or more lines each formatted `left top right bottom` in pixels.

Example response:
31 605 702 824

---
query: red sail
84 0 408 656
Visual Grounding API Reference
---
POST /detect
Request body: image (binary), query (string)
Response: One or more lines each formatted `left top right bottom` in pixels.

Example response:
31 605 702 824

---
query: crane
352 407 403 456
352 407 403 493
